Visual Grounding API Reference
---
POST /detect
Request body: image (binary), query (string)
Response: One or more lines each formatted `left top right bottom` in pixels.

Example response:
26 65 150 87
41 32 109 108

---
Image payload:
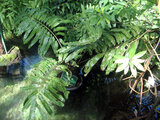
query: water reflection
0 62 160 120
8 54 41 76
0 76 27 120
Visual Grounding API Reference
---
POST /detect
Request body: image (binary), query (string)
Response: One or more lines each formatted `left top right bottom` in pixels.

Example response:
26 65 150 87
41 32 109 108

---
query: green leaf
51 38 58 53
130 63 137 78
111 28 132 38
38 94 53 115
28 100 37 120
84 53 104 76
54 27 67 32
106 33 116 46
23 91 37 110
115 57 129 63
132 58 145 63
56 32 65 36
43 89 64 107
101 50 115 70
65 49 83 63
106 59 117 74
37 105 48 120
124 65 129 74
61 72 78 86
116 60 129 73
128 41 139 58
131 60 145 71
133 51 146 59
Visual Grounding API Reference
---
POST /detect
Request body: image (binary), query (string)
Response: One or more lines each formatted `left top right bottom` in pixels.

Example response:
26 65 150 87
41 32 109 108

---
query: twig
146 37 160 62
155 85 157 97
153 73 160 81
129 30 152 45
144 42 151 54
129 80 149 94
122 75 134 80
140 77 143 105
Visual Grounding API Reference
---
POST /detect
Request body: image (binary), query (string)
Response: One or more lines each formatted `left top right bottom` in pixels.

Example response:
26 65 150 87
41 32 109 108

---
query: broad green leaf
132 58 145 63
115 57 129 63
124 65 129 74
21 85 37 91
128 41 139 58
28 34 40 48
23 28 32 44
132 26 140 34
121 29 132 38
116 62 129 73
131 61 145 71
106 61 117 75
25 25 38 44
101 50 115 70
133 51 146 59
84 53 104 76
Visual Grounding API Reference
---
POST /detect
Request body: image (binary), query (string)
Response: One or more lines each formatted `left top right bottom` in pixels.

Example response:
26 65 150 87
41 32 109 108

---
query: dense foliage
0 0 160 119
22 58 70 120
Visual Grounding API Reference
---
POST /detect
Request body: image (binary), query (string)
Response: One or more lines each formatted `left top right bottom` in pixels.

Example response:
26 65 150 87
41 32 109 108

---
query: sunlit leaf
124 65 129 74
132 58 145 63
131 61 145 71
128 41 139 58
130 63 137 78
116 61 129 73
115 57 129 63
133 51 146 59
84 53 104 76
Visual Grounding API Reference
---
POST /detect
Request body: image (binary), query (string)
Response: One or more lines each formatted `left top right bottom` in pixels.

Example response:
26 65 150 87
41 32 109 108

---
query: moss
0 46 21 66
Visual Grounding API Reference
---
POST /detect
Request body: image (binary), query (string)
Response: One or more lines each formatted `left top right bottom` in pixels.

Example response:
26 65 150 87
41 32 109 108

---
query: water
8 53 41 76
0 76 26 120
0 53 160 120
0 49 41 120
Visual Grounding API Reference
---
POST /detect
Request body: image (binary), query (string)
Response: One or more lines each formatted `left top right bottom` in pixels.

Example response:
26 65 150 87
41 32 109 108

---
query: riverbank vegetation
0 0 160 119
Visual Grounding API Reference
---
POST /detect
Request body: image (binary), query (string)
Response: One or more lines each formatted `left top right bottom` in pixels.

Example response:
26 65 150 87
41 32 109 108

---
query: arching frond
22 58 71 120
16 8 70 56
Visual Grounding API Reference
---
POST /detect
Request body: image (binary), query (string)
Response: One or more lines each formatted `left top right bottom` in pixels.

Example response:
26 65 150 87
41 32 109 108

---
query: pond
0 54 160 120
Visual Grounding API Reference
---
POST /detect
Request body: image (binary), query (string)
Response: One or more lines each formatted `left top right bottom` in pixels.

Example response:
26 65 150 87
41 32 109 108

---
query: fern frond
0 0 18 33
22 58 71 120
16 9 69 56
